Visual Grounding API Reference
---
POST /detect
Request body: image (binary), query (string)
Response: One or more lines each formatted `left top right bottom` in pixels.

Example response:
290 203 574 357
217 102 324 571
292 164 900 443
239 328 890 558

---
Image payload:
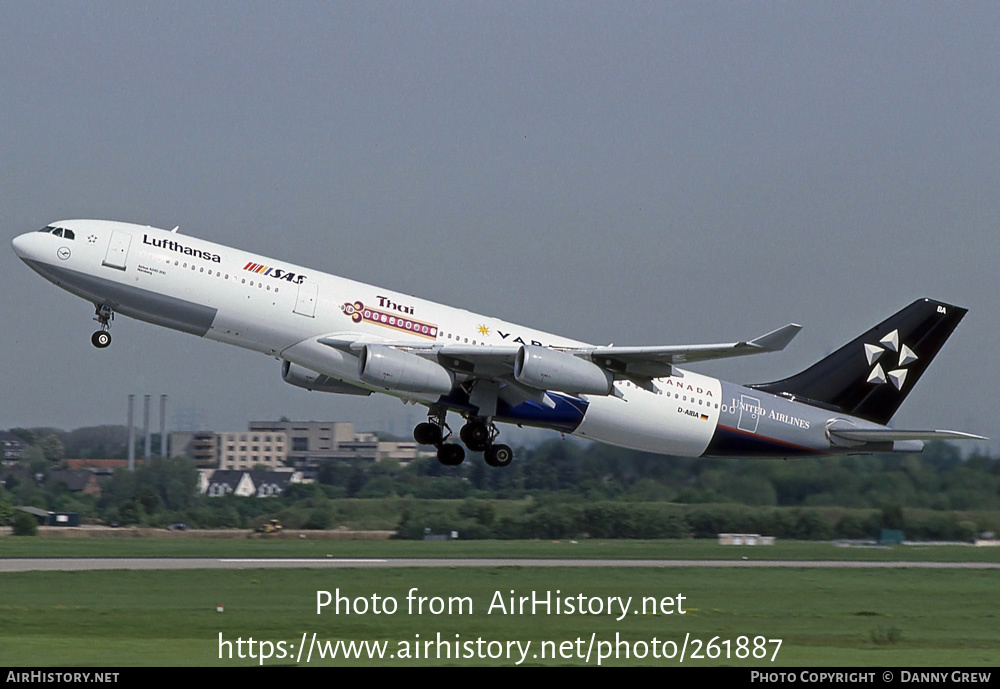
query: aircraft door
102 231 132 271
737 394 762 434
293 281 318 317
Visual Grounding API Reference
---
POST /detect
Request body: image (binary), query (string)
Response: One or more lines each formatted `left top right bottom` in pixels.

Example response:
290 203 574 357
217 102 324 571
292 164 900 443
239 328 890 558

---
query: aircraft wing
317 323 802 396
584 323 802 377
324 323 800 377
319 338 521 376
432 345 522 377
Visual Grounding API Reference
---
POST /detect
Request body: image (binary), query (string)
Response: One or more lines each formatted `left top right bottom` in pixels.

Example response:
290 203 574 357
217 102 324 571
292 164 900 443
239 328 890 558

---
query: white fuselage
13 220 738 457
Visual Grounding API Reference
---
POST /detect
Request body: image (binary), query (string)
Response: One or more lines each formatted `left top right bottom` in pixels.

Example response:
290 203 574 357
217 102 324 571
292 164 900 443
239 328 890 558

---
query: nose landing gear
91 304 114 348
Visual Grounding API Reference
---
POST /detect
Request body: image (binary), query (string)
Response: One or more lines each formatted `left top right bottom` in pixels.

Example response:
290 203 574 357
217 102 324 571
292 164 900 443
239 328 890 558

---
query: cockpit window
36 225 74 239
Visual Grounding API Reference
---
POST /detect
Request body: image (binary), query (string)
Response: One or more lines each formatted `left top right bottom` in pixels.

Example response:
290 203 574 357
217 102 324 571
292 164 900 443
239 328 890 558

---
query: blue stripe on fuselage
705 424 827 458
495 393 589 433
440 389 589 433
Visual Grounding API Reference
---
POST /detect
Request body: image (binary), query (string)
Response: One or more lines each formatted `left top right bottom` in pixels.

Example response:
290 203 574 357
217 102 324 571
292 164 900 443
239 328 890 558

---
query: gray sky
2 3 997 449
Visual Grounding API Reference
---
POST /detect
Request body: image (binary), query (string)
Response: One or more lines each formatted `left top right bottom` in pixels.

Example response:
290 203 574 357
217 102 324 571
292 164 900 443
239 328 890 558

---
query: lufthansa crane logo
865 329 917 390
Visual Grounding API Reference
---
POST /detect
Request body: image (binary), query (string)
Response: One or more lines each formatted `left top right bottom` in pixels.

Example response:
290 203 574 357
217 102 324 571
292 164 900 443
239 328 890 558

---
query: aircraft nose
11 232 32 259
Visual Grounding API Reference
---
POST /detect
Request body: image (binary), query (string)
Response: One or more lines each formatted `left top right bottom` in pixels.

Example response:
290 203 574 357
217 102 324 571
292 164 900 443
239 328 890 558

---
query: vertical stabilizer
751 299 967 425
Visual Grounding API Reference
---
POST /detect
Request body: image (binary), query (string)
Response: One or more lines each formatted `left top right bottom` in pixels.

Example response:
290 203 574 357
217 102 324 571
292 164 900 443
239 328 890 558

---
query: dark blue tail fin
751 298 967 425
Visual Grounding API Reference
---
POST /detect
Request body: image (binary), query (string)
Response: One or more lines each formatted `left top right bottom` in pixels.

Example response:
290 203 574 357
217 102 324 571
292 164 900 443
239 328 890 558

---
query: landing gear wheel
437 444 466 466
484 444 513 468
413 422 443 446
460 420 492 452
92 304 114 349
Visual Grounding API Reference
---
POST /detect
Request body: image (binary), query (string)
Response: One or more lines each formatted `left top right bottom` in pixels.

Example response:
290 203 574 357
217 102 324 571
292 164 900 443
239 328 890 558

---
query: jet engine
281 361 371 396
514 345 613 395
358 344 454 395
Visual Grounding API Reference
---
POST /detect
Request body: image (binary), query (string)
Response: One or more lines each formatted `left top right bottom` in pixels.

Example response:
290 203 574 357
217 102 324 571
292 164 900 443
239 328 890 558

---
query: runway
2 558 999 572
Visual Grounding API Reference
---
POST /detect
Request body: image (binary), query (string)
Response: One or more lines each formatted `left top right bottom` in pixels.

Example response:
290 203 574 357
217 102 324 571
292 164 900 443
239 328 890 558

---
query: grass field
1 538 998 666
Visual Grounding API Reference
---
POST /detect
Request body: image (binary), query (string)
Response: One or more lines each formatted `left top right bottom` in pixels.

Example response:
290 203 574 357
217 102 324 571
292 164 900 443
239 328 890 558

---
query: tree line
2 425 998 540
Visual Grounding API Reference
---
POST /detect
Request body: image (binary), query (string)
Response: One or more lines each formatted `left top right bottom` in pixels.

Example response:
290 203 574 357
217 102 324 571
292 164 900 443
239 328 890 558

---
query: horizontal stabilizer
828 428 987 443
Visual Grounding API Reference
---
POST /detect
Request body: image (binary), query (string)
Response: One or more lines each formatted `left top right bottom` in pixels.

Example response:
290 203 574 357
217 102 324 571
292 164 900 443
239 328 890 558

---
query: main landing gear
413 410 514 468
460 418 513 468
91 304 114 349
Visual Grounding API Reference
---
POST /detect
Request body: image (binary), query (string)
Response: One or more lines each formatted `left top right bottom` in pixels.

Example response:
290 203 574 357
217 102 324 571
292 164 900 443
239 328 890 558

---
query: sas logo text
243 262 306 284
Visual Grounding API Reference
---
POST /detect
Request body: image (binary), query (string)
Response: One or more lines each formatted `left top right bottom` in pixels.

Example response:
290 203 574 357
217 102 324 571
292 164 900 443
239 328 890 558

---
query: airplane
12 220 984 468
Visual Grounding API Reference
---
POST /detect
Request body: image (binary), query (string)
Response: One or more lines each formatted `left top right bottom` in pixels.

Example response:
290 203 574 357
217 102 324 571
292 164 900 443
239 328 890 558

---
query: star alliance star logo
865 329 917 390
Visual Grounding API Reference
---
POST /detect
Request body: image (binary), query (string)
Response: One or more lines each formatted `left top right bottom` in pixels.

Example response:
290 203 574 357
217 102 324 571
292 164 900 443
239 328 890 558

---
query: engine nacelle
281 361 371 396
514 345 613 395
358 344 454 395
